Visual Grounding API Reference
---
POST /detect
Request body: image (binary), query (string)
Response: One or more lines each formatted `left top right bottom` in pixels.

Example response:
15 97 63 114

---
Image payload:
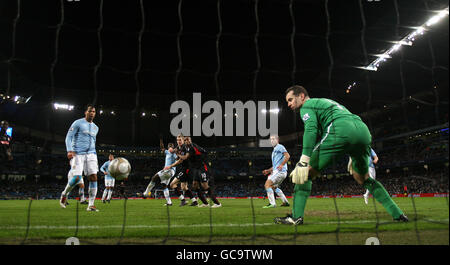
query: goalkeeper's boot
262 203 276 209
280 202 290 207
179 199 187 207
59 196 67 209
394 214 409 222
274 214 303 225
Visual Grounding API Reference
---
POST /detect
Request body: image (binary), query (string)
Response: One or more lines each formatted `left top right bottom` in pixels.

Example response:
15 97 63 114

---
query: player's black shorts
191 167 209 183
175 167 192 183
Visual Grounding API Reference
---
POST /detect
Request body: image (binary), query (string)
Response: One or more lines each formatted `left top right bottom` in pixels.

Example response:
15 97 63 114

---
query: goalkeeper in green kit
274 85 408 225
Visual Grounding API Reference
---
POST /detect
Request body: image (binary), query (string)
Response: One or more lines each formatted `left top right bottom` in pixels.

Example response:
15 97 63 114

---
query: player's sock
144 181 155 195
266 188 276 206
62 184 73 197
88 181 98 207
107 189 113 200
102 189 108 201
185 189 195 200
207 187 220 205
163 188 172 204
174 187 185 200
292 180 312 219
364 189 370 197
79 188 85 202
62 175 81 196
275 188 289 204
189 189 198 202
197 188 209 204
363 178 403 219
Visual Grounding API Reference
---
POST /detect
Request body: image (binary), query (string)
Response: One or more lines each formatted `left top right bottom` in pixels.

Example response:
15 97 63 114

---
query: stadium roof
0 0 448 147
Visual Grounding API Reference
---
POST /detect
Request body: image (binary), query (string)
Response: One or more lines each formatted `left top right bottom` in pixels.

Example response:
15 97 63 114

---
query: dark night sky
0 0 448 147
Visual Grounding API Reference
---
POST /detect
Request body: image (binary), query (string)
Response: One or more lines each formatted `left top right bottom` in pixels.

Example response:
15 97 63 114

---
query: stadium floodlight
53 103 74 111
269 108 280 114
362 6 448 71
426 9 449 26
0 93 32 104
261 108 280 114
374 54 392 59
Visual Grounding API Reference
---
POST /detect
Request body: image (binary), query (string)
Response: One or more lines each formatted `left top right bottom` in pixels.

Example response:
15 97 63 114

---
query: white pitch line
1 219 447 230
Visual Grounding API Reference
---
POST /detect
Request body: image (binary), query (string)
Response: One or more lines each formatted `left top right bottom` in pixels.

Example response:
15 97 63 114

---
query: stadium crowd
0 124 448 200
0 166 447 200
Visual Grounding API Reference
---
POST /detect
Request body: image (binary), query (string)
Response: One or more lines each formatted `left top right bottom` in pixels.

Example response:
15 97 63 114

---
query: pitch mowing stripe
1 218 448 230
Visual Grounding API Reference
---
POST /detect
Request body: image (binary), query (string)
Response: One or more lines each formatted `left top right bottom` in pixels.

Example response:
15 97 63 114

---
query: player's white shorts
157 168 176 185
369 167 376 180
105 178 115 187
268 171 287 188
69 153 99 177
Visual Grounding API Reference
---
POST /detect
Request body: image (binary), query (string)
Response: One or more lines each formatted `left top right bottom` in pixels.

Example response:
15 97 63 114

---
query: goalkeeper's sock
363 177 403 219
292 180 312 219
364 189 370 197
266 188 276 206
275 188 289 204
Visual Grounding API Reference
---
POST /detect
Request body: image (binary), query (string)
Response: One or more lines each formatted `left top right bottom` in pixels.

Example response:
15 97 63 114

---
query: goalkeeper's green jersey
299 98 360 157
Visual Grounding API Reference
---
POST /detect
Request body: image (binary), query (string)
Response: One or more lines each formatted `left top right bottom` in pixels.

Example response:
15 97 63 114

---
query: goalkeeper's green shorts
309 117 372 176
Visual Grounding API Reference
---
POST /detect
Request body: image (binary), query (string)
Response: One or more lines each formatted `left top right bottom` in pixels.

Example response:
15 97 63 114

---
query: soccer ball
108 157 131 181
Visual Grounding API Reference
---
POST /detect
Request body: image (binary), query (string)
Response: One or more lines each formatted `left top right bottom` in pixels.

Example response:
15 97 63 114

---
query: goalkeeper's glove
289 155 310 184
347 157 353 175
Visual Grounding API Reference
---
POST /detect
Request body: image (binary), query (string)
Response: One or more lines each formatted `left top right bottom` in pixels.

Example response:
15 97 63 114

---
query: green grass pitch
0 197 448 245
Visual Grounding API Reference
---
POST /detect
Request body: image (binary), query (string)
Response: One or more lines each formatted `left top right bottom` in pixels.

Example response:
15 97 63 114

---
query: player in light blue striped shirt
140 139 178 206
100 153 115 203
262 135 291 208
60 104 100 212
